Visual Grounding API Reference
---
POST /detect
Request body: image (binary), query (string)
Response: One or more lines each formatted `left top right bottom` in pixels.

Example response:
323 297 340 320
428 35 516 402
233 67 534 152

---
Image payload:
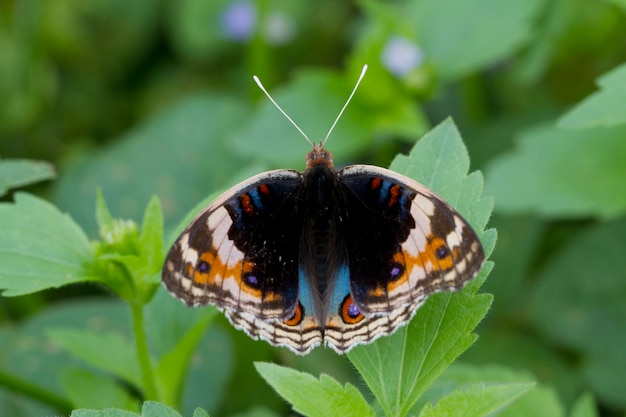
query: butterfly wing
321 165 485 352
162 170 305 322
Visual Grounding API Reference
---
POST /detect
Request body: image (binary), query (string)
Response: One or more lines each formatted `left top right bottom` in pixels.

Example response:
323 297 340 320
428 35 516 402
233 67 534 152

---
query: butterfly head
305 143 334 168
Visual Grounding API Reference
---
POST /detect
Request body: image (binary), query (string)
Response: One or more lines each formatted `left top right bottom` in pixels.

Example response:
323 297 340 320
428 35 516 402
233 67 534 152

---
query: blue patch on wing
329 264 351 312
298 268 315 318
378 180 392 204
297 264 352 321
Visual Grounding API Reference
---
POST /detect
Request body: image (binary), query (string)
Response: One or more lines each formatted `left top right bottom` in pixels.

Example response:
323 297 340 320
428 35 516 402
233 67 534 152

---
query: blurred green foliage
1 0 626 416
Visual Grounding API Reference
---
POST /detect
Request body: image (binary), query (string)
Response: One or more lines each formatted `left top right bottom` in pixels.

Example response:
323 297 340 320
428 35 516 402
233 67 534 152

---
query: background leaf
70 409 139 417
409 0 544 79
47 328 141 389
418 382 533 417
414 364 559 417
254 362 375 417
569 393 598 417
60 369 139 411
0 193 96 296
559 62 626 128
0 158 56 197
485 124 626 219
0 299 131 415
50 93 250 237
527 219 626 410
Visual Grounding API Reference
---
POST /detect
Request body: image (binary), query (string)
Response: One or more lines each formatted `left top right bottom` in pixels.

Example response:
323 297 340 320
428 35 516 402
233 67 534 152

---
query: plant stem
0 369 73 414
131 303 159 400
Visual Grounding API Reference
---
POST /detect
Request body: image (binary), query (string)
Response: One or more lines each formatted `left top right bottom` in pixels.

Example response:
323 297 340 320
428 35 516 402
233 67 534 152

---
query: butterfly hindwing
162 170 305 321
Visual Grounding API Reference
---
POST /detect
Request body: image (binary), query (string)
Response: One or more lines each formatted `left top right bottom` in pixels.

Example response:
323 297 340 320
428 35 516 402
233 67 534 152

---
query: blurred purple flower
381 36 424 77
264 11 295 45
221 0 257 41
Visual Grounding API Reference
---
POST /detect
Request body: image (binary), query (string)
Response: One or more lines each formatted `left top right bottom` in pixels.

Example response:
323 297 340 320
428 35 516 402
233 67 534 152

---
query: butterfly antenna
253 75 314 147
322 64 368 147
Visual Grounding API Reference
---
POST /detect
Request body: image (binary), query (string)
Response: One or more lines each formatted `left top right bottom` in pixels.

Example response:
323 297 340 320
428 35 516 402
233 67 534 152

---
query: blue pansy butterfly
162 66 484 354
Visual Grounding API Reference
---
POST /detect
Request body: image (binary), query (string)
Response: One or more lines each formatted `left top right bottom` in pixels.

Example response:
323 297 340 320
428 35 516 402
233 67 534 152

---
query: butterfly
162 65 485 355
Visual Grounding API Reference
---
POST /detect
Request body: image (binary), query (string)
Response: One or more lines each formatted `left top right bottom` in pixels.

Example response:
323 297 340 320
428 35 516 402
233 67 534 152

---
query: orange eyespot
340 295 364 324
428 237 453 270
284 303 304 326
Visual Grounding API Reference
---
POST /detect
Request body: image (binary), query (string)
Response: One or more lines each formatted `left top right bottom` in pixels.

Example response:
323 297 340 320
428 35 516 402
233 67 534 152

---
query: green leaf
408 0 543 79
0 193 96 296
528 219 626 409
254 362 375 417
145 289 234 414
60 369 139 411
485 123 626 219
96 189 115 232
418 382 533 417
92 193 163 303
192 408 211 417
414 364 543 417
496 384 565 417
47 328 142 388
0 298 131 416
139 195 164 278
70 409 139 417
570 393 598 417
68 401 183 417
348 119 494 416
559 63 626 128
0 158 56 197
460 330 579 411
141 401 183 417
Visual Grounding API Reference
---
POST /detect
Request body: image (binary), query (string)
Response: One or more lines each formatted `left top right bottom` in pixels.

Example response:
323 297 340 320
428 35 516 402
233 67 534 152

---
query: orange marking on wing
341 294 364 324
409 235 454 272
192 251 217 285
190 250 270 299
240 194 254 216
370 177 382 190
388 184 401 208
258 184 270 195
369 286 386 297
185 263 195 277
392 251 404 265
283 303 303 326
386 252 410 292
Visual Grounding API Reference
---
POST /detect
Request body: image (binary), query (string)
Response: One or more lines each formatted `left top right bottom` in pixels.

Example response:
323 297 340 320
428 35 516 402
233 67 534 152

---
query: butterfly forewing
162 170 305 321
